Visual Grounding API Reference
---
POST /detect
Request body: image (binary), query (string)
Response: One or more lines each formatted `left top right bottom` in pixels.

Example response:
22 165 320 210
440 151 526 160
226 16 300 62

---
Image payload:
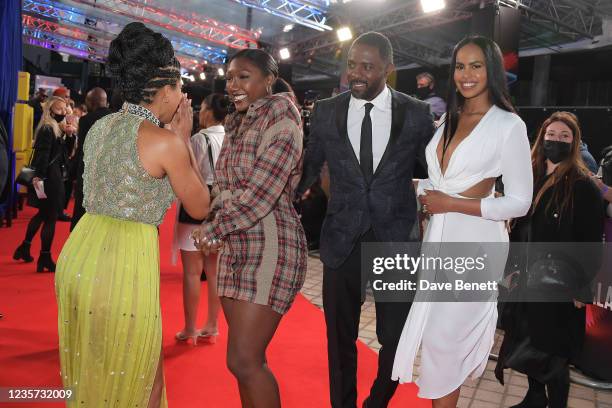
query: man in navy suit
297 32 434 408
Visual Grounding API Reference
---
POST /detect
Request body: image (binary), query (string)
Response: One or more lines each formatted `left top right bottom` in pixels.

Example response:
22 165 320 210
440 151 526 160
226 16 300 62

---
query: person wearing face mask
13 96 69 272
415 72 446 120
54 22 210 407
495 111 604 408
191 48 306 407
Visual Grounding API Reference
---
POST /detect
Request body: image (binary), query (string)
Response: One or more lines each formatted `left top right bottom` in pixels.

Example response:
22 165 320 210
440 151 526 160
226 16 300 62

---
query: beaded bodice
82 104 174 225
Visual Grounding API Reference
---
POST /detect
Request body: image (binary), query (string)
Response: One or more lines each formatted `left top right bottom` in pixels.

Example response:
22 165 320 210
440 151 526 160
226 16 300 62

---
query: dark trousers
25 203 58 252
323 230 411 408
526 367 570 408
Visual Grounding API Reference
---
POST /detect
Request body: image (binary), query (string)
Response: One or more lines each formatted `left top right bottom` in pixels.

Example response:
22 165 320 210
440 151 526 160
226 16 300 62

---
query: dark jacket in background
506 176 604 359
28 126 66 212
70 107 111 230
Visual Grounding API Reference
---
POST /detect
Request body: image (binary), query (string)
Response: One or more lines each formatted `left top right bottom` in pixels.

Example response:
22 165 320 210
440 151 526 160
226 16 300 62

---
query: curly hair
108 22 181 104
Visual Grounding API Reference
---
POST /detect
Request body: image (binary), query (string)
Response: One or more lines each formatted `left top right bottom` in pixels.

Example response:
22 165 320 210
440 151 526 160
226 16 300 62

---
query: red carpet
0 202 427 407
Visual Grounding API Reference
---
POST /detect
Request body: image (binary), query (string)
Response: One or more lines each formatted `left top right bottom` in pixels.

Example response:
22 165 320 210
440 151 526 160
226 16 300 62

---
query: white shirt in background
191 124 225 186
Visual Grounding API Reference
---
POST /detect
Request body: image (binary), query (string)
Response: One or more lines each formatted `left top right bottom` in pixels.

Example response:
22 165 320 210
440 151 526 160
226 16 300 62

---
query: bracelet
602 184 610 198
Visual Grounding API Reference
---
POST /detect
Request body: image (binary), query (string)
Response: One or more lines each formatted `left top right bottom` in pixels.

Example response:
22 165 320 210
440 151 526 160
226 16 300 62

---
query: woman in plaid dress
193 49 307 407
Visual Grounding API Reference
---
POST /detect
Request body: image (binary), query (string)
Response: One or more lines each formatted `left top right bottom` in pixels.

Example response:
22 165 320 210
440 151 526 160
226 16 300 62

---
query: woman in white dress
392 36 533 407
173 93 229 345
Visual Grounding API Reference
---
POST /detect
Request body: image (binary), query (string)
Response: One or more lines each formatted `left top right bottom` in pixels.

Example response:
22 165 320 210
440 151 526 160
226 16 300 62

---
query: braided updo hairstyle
108 22 181 104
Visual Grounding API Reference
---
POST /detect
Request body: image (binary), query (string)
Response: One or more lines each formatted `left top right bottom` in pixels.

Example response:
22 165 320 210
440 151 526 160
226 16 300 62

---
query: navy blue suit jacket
297 89 434 269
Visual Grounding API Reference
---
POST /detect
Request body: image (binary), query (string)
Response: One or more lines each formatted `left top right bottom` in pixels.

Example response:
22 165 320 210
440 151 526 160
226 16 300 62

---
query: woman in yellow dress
55 22 210 407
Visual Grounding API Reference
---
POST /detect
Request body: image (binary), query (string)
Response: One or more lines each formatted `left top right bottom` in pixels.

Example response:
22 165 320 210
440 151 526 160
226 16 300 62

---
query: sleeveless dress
55 104 174 407
391 105 533 398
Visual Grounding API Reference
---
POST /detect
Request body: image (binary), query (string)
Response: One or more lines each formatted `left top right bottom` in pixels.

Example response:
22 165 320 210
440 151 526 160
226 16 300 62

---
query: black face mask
51 113 66 123
415 87 431 100
543 140 571 164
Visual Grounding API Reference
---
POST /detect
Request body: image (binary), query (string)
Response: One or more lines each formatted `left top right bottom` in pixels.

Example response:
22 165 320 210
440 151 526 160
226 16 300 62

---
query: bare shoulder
137 121 188 177
139 121 186 153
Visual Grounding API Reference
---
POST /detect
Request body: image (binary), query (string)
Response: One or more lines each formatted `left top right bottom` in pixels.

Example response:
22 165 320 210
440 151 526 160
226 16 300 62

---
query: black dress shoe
58 212 72 222
509 392 548 408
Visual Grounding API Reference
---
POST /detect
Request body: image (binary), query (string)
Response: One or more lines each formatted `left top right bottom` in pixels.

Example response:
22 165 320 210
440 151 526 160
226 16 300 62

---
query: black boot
37 251 56 273
510 377 548 408
546 367 570 408
13 241 34 263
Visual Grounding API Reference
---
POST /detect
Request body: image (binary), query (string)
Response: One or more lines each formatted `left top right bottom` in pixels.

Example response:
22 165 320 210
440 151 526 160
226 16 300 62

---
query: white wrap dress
391 105 533 398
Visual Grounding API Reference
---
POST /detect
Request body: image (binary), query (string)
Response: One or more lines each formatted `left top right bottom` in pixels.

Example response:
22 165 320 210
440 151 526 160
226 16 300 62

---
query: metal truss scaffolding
232 0 331 31
499 0 606 39
291 0 477 67
66 0 260 49
22 0 229 67
292 0 612 77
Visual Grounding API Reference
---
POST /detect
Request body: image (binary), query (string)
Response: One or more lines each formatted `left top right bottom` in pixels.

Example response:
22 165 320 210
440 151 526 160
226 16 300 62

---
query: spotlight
279 48 291 60
283 24 294 32
421 0 445 13
189 75 196 82
199 72 206 80
217 68 224 76
336 26 353 42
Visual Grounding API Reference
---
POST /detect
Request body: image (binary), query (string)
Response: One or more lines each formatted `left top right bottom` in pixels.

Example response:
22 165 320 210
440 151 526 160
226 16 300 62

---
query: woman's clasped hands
191 226 223 256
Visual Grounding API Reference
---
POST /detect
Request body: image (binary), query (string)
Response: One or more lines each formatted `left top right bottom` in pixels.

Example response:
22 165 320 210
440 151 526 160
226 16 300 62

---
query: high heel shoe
198 328 219 344
13 241 34 263
175 331 200 346
37 251 56 273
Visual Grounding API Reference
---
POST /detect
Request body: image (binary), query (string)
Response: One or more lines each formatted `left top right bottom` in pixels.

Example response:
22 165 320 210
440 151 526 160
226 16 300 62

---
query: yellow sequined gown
56 104 174 407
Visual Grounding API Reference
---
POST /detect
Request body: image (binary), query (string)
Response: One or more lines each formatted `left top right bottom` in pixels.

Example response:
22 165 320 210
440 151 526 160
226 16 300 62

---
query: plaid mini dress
204 93 307 314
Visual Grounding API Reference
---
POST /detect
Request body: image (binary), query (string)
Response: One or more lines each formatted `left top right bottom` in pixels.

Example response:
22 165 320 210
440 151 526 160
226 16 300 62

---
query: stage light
421 0 445 13
200 72 206 80
283 24 294 32
218 68 225 76
189 75 196 82
336 26 353 42
279 48 291 60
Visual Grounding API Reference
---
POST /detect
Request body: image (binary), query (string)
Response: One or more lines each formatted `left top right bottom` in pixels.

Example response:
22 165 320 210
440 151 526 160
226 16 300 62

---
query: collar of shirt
349 86 391 114
202 125 225 134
